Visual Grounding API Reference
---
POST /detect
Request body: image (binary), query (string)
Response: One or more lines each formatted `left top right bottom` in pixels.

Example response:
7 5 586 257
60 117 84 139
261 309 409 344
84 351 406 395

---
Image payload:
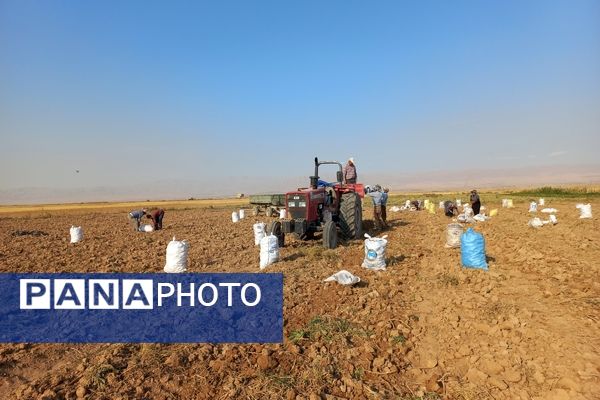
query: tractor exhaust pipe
310 157 319 189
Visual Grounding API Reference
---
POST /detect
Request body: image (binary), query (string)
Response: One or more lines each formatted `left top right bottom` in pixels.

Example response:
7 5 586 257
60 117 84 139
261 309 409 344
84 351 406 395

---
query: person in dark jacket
146 208 165 230
470 190 481 215
343 157 357 184
444 200 459 217
381 187 389 227
128 209 147 231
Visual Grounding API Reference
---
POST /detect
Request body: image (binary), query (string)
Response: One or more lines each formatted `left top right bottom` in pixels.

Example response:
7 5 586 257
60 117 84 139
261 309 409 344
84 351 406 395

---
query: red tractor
270 157 365 249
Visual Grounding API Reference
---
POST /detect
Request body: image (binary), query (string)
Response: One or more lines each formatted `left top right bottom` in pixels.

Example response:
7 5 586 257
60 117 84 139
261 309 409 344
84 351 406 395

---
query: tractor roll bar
310 157 344 189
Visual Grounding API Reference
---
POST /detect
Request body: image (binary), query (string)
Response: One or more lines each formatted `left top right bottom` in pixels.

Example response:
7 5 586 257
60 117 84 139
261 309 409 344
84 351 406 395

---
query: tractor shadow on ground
281 252 306 262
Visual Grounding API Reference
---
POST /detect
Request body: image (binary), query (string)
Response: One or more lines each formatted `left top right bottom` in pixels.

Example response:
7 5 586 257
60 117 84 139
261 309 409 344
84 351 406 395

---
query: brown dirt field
0 199 598 400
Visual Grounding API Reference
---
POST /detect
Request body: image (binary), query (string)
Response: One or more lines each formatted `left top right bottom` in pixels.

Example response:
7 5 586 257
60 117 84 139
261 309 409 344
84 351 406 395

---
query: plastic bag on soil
139 224 154 232
460 228 488 270
445 223 463 248
259 234 279 269
324 270 361 285
70 226 83 243
576 204 592 219
164 237 189 273
361 233 388 271
253 222 266 246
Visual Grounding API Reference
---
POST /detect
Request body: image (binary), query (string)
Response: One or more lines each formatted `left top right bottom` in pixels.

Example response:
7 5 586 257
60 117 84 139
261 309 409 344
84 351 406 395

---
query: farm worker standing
146 208 165 230
444 200 459 217
128 209 147 231
470 190 481 216
381 187 390 227
367 185 384 230
343 157 357 184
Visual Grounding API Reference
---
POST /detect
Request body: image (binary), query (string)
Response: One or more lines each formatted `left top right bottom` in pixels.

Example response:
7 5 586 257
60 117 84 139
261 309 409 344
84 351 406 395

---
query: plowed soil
0 199 598 400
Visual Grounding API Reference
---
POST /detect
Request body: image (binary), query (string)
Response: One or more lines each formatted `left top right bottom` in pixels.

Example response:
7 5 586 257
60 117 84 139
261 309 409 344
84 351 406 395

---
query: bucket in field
259 234 279 269
361 233 388 271
577 204 592 219
164 237 189 273
253 222 266 246
69 226 83 243
279 209 287 219
239 209 245 219
445 223 463 248
232 211 240 223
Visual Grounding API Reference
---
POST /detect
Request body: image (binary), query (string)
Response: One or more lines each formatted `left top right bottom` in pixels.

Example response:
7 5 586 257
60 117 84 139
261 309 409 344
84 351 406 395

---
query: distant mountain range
1 164 599 205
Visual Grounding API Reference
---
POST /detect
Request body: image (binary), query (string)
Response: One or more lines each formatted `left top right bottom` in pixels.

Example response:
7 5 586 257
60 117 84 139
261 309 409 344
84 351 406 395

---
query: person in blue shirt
367 185 385 230
128 209 147 231
381 187 390 227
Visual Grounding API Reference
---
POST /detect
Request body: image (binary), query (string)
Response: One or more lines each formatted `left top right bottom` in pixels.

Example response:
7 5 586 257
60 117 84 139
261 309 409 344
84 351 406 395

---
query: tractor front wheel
252 206 260 216
322 220 338 249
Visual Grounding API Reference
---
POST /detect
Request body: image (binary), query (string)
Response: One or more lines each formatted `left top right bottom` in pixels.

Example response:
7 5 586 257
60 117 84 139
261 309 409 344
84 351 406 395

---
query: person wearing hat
443 200 459 217
128 209 147 231
145 208 165 230
381 187 390 227
343 157 357 184
469 190 481 215
367 185 384 230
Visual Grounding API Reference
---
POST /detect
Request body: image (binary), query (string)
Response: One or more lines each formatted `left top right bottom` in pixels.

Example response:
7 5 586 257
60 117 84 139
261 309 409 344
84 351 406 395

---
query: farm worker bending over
470 190 481 216
381 187 390 227
367 185 385 230
146 208 165 230
444 200 459 217
343 157 357 184
128 209 146 231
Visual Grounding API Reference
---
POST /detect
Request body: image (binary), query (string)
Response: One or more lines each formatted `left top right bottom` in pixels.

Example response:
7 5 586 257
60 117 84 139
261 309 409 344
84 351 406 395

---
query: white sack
541 208 558 214
164 237 189 273
70 226 83 243
539 198 545 206
253 222 266 246
390 206 401 212
279 209 287 219
529 202 537 212
259 234 279 269
139 224 154 232
445 223 463 248
578 204 592 219
528 218 544 228
232 211 240 223
239 209 245 219
361 233 388 271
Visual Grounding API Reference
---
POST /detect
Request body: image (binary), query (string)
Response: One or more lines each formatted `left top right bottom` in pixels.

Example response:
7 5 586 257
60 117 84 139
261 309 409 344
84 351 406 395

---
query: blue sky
1 0 599 191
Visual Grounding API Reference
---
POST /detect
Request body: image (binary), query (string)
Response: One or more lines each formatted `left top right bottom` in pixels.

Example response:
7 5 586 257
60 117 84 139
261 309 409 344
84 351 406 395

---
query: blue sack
460 228 488 270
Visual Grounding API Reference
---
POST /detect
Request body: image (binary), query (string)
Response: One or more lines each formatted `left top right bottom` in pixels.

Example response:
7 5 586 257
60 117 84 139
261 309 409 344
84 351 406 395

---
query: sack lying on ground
445 223 463 248
324 270 361 285
528 217 545 228
541 208 558 213
460 228 488 270
253 222 266 246
457 214 475 223
473 214 489 222
70 226 83 243
259 234 279 269
361 233 388 271
390 206 401 212
139 224 154 232
529 202 537 212
576 204 592 219
164 237 189 273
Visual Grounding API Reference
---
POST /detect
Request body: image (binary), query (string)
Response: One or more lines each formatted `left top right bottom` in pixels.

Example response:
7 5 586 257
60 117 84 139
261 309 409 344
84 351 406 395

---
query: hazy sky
1 0 599 191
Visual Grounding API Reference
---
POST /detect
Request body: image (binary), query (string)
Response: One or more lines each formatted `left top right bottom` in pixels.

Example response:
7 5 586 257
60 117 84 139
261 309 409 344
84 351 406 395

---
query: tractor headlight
298 201 306 207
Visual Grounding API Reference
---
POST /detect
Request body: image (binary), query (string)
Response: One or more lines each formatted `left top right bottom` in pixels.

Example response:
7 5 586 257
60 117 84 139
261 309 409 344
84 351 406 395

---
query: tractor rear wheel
322 220 338 249
339 192 363 239
269 221 285 247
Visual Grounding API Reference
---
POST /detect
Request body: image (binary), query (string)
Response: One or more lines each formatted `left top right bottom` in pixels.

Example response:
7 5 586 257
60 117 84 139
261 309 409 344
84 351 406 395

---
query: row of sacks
233 209 288 223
